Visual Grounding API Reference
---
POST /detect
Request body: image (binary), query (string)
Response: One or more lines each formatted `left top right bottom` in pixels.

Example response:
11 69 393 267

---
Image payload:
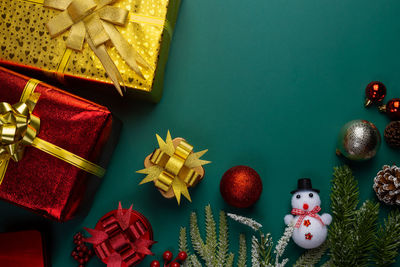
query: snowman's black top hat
290 178 320 194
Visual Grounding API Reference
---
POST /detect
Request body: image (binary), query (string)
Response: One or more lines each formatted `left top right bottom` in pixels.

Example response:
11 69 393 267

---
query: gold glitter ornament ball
220 166 263 208
336 120 381 161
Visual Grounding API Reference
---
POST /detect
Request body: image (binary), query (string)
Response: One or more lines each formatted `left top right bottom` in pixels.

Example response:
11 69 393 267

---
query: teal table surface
1 0 400 266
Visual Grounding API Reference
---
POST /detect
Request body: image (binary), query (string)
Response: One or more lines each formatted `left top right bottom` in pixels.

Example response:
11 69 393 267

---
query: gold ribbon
44 0 154 96
0 79 105 185
138 131 210 205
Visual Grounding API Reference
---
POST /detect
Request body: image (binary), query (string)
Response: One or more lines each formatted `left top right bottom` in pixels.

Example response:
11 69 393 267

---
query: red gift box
0 66 119 221
85 204 154 267
0 230 47 267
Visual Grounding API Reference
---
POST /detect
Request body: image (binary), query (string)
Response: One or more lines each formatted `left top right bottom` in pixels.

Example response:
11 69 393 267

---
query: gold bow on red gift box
44 0 154 95
137 131 210 205
0 79 105 185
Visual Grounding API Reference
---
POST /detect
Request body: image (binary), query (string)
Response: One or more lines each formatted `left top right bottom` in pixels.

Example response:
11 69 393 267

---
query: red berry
73 255 79 261
88 250 93 256
77 240 83 245
170 262 180 267
76 246 82 251
79 265 85 267
178 251 187 261
163 251 173 261
84 256 89 262
79 259 85 264
150 260 161 267
79 252 84 257
71 251 77 256
81 246 88 252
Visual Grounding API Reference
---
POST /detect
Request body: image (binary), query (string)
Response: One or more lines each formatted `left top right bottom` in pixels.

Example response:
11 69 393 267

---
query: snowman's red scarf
291 206 324 228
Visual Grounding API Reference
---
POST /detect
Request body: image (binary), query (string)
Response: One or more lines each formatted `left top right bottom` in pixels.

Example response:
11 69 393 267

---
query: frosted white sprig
227 213 263 231
274 221 295 263
251 235 261 267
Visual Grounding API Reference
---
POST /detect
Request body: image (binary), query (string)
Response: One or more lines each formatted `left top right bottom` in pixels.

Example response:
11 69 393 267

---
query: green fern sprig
217 210 229 266
179 227 188 252
189 211 208 261
237 234 247 267
205 205 217 264
180 205 245 267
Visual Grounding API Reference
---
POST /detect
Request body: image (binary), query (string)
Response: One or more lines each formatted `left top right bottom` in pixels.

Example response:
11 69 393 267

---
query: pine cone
384 121 400 149
373 165 400 205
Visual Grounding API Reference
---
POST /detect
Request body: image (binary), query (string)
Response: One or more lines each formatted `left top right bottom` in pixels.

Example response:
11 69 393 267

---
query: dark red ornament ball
385 98 400 120
365 81 386 107
220 165 262 208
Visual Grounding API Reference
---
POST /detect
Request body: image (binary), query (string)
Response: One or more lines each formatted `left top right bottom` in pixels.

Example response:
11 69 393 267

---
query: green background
1 0 400 266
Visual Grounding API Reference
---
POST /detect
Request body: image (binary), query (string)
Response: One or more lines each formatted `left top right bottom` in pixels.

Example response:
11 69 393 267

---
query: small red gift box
85 204 154 267
0 230 47 267
0 66 120 221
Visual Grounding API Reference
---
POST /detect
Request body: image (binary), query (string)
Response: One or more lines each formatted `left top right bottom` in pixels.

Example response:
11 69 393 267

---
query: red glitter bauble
220 166 263 208
365 81 386 107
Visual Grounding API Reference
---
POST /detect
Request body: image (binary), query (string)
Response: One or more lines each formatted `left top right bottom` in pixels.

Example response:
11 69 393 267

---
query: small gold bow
44 0 152 96
137 131 211 205
0 95 40 163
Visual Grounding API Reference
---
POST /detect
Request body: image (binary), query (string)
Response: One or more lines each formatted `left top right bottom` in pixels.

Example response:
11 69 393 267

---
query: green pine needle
331 166 359 226
293 241 329 267
217 210 229 266
237 234 247 267
373 210 400 267
179 227 188 253
227 252 235 267
350 200 379 266
205 205 217 264
190 211 207 260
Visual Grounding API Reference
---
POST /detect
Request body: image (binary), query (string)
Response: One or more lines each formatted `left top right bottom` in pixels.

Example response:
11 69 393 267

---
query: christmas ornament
373 165 400 205
336 119 381 161
365 81 387 107
284 178 332 249
137 131 210 205
380 98 400 120
150 250 187 267
71 232 94 267
84 203 155 267
220 165 263 208
384 121 400 149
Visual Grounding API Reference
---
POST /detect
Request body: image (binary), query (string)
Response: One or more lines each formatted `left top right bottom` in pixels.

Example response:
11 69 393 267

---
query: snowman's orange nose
303 203 309 210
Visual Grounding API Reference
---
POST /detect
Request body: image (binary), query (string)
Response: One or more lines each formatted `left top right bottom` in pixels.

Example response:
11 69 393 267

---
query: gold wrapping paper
0 0 171 96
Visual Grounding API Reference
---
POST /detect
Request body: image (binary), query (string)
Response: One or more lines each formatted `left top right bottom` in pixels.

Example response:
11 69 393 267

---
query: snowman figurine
284 178 332 249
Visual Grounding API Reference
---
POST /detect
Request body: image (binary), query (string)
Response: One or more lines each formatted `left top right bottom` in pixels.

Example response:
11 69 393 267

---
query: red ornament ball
365 81 386 107
220 165 263 208
386 98 400 120
150 260 161 267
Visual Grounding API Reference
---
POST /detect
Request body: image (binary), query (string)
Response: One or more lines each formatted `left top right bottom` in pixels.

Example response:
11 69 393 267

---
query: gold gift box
0 0 181 102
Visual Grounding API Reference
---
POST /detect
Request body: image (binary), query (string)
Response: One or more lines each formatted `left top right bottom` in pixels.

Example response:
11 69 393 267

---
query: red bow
291 206 324 228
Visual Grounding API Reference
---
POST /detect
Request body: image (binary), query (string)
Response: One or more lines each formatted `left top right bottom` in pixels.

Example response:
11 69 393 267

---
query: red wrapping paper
0 66 113 221
0 230 46 267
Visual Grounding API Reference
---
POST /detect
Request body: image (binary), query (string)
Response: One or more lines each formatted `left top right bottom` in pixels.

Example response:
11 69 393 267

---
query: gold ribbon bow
44 0 152 96
137 131 210 205
0 79 105 185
